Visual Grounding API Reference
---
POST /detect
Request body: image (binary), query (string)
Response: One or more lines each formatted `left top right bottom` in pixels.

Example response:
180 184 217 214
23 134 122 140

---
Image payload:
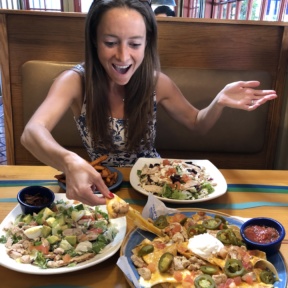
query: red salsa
244 225 280 244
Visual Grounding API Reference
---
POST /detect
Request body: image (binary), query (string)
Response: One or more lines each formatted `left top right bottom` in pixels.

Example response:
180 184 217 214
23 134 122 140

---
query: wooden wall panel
0 13 14 164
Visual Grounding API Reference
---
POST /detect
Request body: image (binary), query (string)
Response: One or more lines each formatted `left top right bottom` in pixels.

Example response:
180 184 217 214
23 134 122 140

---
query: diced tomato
233 276 242 286
147 263 156 273
62 253 71 263
224 278 235 287
183 274 193 283
242 273 254 285
154 242 166 249
162 159 171 166
168 213 186 224
166 167 177 176
89 227 103 234
173 271 183 282
33 244 49 255
164 223 182 236
172 223 182 233
181 174 190 183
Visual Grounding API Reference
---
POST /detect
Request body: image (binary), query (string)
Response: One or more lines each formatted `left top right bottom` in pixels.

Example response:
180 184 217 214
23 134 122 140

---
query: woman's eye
130 43 142 49
105 41 116 47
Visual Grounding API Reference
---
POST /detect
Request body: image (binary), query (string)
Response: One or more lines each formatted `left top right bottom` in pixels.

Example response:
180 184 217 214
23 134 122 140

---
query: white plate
130 158 227 204
0 194 127 275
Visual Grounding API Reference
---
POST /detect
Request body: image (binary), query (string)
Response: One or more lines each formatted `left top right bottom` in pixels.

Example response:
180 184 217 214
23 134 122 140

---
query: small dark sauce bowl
240 217 285 256
17 186 55 215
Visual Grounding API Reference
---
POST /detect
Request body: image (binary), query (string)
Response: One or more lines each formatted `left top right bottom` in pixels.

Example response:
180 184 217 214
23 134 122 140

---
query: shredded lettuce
200 182 215 194
0 235 7 243
34 251 48 269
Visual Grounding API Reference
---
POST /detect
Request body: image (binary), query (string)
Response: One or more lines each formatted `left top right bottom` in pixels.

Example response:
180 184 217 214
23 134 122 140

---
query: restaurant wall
0 10 287 169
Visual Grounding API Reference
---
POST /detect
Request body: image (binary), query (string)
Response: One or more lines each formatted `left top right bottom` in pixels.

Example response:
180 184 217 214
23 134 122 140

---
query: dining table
0 165 287 288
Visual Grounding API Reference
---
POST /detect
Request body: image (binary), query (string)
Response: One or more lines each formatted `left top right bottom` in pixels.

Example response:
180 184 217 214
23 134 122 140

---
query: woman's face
97 7 147 86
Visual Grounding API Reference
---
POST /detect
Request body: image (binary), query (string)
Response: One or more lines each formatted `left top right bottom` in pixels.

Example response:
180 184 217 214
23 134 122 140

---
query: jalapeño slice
224 259 245 277
194 274 216 288
187 224 207 238
158 252 174 273
202 218 222 230
200 265 219 275
260 270 275 284
153 215 169 229
138 244 154 257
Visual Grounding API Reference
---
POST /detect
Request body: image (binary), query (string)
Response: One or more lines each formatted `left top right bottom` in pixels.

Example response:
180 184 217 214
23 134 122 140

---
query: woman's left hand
217 81 277 111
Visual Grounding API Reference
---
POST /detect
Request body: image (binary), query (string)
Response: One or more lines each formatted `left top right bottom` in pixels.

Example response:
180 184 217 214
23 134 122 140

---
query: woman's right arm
21 70 113 206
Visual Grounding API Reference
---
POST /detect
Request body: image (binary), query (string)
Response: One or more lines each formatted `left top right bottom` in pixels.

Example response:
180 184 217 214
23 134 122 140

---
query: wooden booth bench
0 10 288 169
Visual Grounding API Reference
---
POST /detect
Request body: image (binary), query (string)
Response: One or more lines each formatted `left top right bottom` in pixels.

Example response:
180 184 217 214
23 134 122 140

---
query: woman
21 0 277 206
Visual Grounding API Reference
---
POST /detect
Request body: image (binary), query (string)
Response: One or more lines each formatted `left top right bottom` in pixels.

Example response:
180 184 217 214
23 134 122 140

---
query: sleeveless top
72 64 161 167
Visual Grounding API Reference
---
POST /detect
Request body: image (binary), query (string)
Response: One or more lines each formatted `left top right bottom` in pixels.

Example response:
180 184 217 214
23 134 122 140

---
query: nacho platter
120 208 287 288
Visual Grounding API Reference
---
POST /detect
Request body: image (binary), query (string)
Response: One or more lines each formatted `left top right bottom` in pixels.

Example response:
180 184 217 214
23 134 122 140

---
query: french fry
105 177 111 185
54 155 118 187
93 165 106 171
101 167 110 178
90 155 108 167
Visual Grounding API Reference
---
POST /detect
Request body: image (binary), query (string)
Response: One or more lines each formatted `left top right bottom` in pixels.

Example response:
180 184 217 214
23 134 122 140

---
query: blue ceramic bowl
240 217 285 256
17 186 55 215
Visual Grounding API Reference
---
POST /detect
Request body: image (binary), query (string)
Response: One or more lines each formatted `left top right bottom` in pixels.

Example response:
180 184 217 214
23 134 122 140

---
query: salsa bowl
17 185 55 215
240 217 285 256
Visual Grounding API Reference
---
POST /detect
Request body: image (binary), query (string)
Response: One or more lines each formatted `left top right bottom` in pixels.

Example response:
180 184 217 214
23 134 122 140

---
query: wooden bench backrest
0 10 287 168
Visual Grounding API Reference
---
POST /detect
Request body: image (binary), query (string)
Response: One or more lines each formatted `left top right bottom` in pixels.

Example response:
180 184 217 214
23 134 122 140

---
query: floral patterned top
72 64 160 167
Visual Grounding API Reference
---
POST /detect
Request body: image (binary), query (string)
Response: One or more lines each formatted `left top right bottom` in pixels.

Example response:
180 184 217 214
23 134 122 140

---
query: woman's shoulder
70 63 85 77
156 71 178 101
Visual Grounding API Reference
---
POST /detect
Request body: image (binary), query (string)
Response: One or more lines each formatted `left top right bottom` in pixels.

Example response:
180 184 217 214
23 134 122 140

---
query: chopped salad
137 159 216 200
0 199 118 269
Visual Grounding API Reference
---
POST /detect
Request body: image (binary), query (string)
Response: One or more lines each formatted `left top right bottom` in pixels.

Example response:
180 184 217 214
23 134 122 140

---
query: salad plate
0 194 127 275
120 208 287 288
58 167 123 193
130 158 227 203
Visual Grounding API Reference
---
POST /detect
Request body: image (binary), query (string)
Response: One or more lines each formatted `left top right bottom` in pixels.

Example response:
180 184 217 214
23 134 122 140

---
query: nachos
129 211 279 288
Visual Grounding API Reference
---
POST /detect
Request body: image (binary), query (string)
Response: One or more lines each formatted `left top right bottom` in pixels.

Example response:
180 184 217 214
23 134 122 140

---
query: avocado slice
47 235 60 244
65 235 77 246
41 225 52 238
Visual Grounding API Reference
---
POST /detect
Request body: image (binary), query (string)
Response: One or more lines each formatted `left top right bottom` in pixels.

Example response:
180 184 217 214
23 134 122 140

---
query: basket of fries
54 155 121 190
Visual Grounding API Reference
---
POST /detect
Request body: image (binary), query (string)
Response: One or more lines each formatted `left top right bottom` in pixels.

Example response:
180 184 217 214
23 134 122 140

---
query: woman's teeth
113 64 131 74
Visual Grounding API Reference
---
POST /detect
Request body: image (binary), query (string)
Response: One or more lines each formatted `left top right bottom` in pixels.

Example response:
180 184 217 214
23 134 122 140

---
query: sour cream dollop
187 233 224 259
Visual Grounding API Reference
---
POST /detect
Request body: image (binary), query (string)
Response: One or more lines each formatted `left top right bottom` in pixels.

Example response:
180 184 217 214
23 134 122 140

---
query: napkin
141 193 179 219
117 256 141 288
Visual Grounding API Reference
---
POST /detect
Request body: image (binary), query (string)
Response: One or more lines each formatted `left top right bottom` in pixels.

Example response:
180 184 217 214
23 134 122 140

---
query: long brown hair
84 0 160 152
